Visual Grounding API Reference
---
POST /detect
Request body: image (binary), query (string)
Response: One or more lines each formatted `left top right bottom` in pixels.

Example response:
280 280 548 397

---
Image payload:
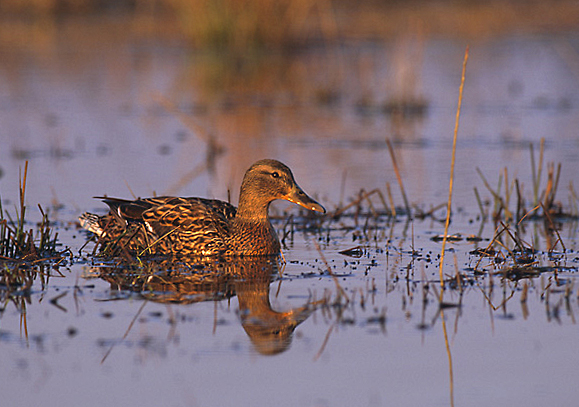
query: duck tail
79 212 104 236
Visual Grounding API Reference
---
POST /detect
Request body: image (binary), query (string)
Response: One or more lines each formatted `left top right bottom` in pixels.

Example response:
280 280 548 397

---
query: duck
79 159 325 257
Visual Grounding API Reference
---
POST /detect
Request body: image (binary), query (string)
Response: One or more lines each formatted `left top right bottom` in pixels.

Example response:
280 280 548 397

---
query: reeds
386 139 411 215
476 138 571 224
168 0 335 49
4 0 578 45
0 162 65 301
438 45 468 293
0 162 61 260
468 138 574 280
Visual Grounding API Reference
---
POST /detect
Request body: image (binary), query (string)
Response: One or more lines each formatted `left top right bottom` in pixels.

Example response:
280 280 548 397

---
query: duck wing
98 197 157 224
99 196 237 256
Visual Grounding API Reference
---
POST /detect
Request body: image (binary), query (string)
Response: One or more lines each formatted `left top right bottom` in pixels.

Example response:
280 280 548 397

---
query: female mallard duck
79 159 325 257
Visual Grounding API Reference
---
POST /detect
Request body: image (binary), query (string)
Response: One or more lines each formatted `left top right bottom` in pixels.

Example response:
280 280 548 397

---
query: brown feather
80 159 324 257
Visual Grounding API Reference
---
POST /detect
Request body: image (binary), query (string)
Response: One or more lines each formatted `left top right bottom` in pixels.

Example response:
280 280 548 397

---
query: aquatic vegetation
0 162 68 322
0 163 62 261
0 162 65 260
2 3 579 405
168 0 336 49
475 138 576 223
0 156 576 405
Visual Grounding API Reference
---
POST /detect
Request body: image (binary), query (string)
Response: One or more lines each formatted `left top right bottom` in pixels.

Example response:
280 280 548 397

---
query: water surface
0 13 578 407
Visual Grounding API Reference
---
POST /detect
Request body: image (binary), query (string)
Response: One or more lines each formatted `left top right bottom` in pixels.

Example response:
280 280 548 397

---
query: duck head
237 159 325 219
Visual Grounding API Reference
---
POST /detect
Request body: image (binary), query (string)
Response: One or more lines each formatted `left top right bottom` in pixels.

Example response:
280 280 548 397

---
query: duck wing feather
99 196 237 256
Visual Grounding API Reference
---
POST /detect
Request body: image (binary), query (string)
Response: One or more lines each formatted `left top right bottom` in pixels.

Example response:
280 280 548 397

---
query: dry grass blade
137 226 182 257
530 138 545 208
385 183 397 217
473 187 486 220
439 45 468 293
386 139 411 216
498 220 524 254
543 162 562 211
569 181 579 217
515 179 523 223
17 161 28 244
330 188 388 218
517 205 540 225
540 202 566 252
473 223 510 273
476 168 511 221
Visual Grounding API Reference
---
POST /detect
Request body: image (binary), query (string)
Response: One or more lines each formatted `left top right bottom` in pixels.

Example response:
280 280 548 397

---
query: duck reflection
96 257 317 355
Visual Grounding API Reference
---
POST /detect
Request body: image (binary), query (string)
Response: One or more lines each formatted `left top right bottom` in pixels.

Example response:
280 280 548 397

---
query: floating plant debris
338 246 366 258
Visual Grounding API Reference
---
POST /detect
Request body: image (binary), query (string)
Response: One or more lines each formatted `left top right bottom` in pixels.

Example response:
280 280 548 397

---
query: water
1 13 579 407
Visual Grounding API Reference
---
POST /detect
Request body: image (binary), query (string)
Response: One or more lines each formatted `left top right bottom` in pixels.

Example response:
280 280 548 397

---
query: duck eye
271 171 280 179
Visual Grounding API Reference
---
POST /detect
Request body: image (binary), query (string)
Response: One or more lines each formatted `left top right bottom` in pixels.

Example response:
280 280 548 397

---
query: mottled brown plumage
79 159 325 257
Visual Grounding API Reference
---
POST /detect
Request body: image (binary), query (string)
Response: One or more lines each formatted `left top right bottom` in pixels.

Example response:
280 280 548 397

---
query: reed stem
386 139 411 216
439 45 469 292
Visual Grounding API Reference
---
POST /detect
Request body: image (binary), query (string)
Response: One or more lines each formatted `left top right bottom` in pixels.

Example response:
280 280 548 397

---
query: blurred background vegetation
1 0 578 50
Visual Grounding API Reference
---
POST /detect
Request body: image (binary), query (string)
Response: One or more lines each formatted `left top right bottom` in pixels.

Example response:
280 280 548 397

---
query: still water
0 14 578 407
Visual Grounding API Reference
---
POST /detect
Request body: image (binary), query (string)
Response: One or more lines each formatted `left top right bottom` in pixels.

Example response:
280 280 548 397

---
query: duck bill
285 186 326 214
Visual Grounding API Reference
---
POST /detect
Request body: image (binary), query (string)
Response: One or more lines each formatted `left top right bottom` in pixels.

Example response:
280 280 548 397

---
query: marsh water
1 12 579 407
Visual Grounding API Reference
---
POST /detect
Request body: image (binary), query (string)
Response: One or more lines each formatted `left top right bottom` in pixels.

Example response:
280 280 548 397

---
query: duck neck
232 191 279 255
236 202 270 221
231 207 280 256
236 185 272 221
